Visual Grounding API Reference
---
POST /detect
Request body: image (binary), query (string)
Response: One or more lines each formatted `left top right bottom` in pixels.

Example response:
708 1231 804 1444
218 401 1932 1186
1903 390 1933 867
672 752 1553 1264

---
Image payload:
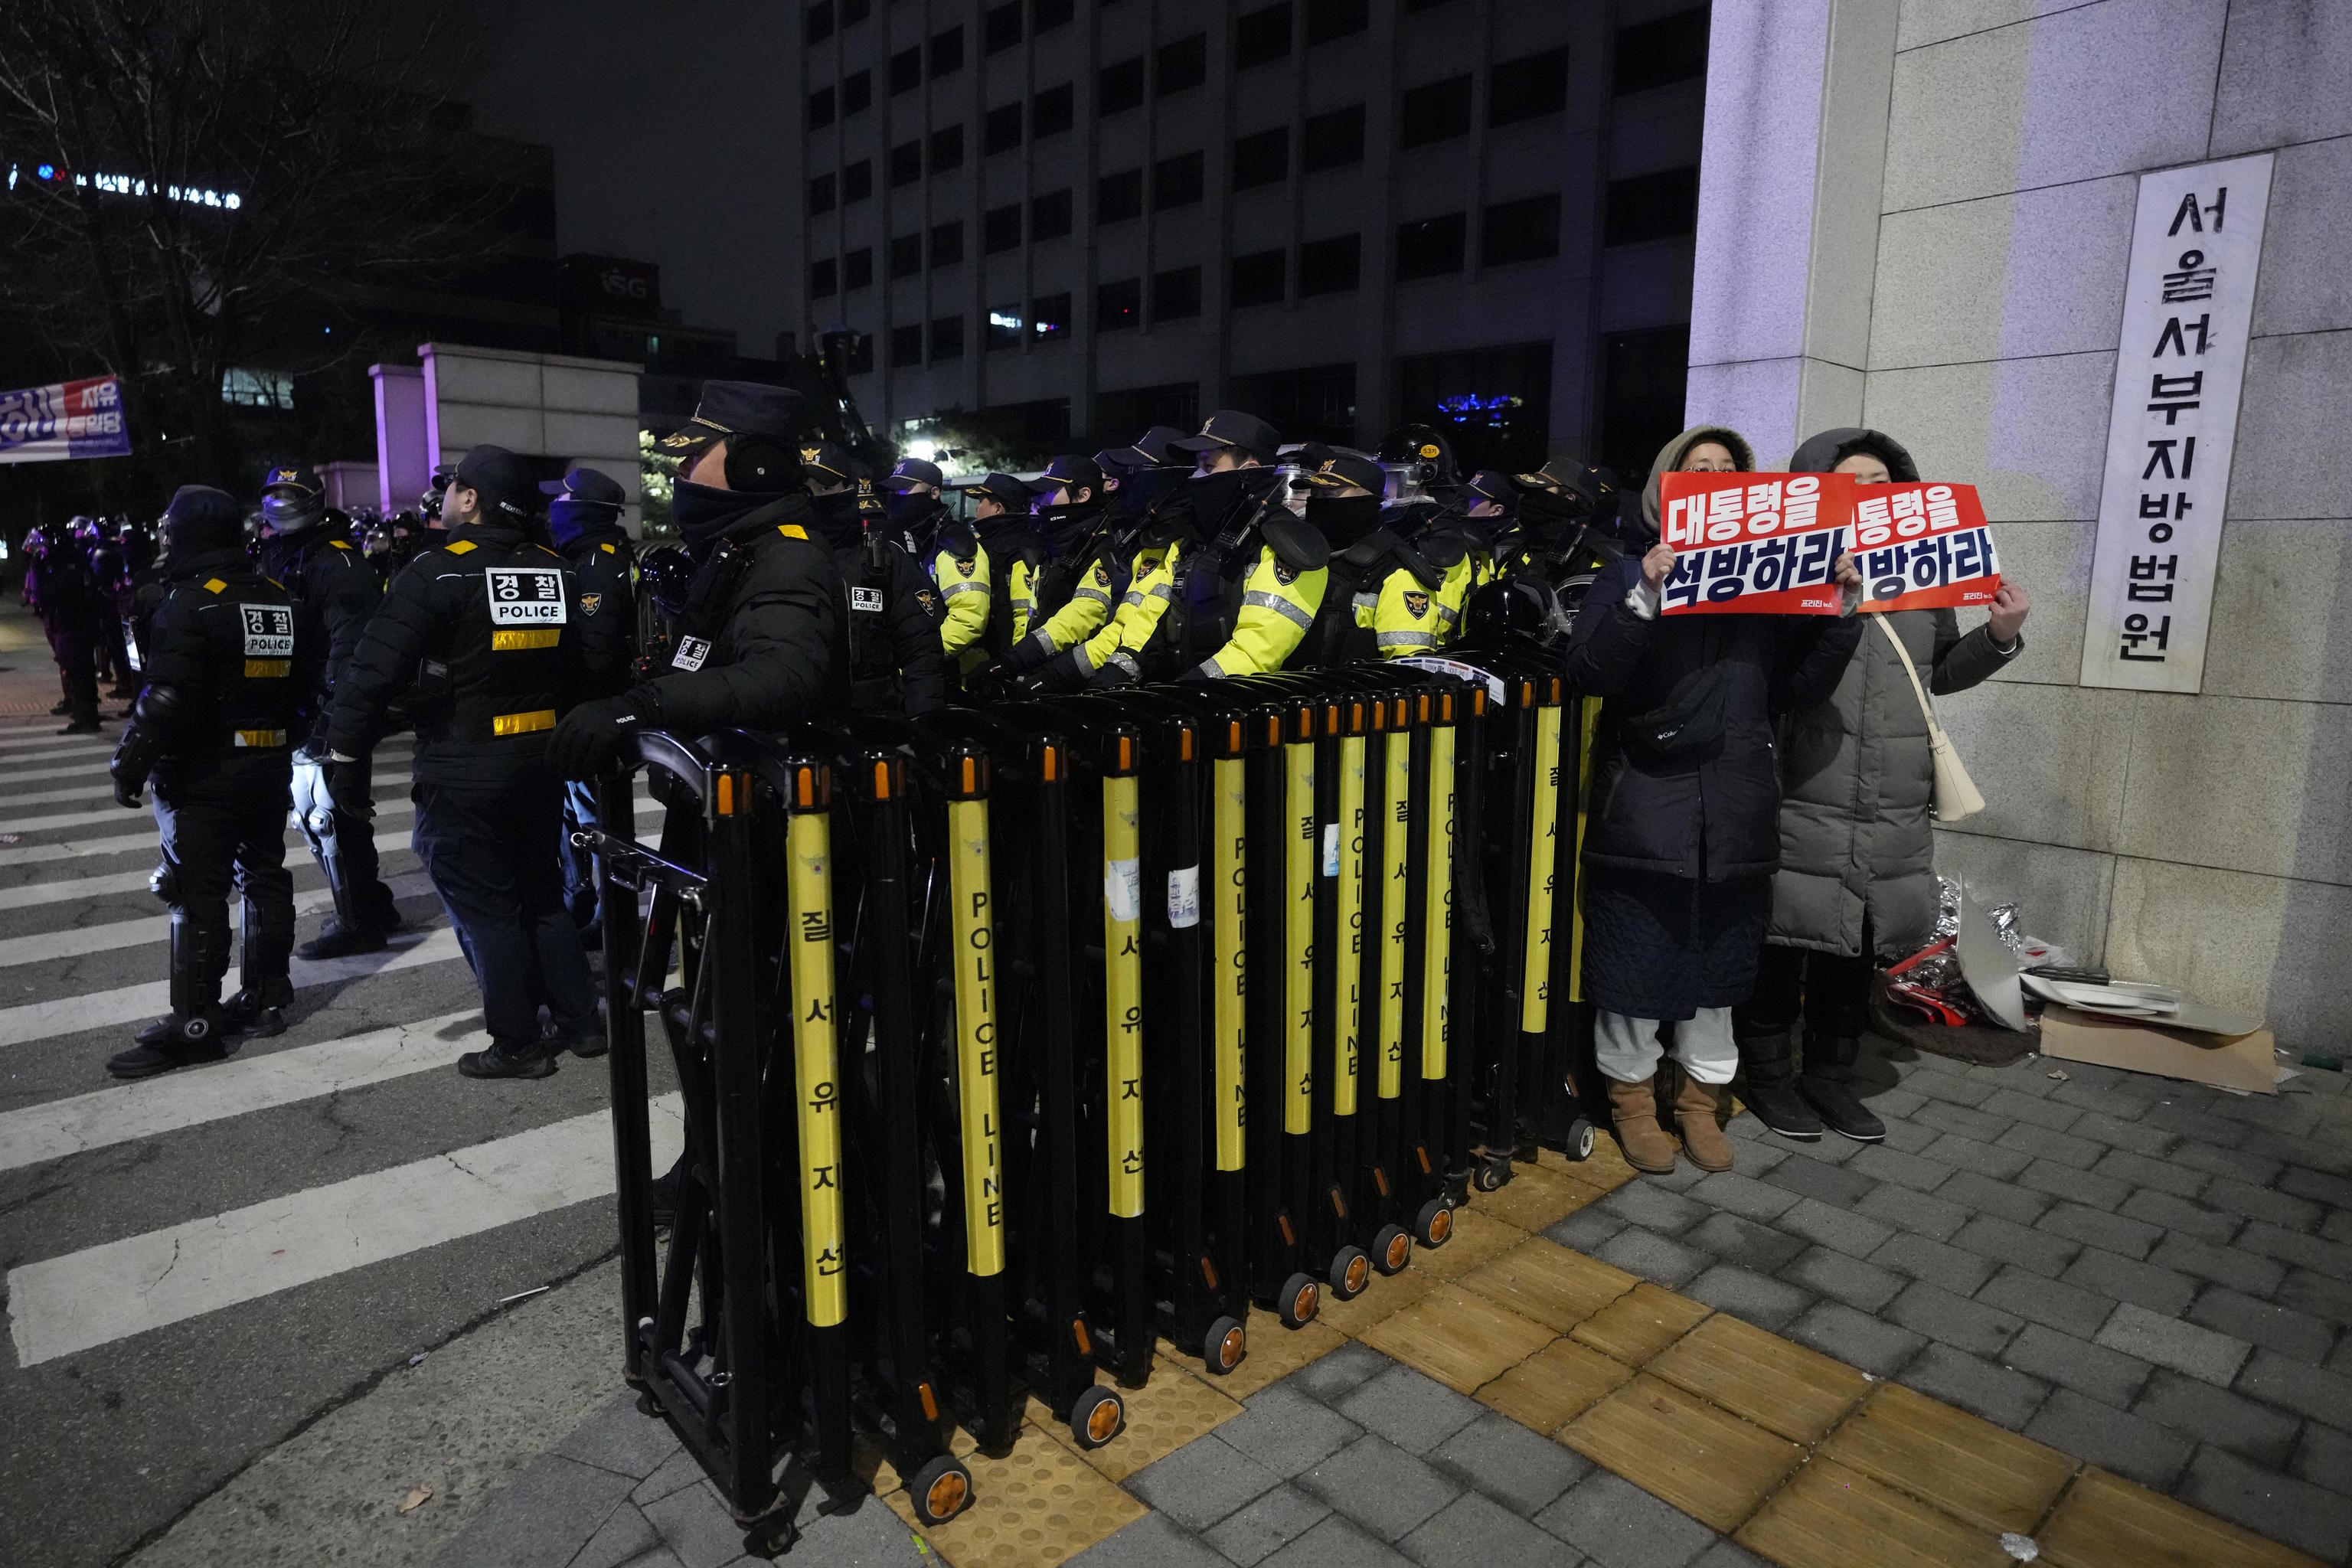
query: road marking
7 1093 684 1366
0 733 115 754
0 773 417 836
0 872 439 972
0 793 654 868
0 746 419 803
0 1008 487 1174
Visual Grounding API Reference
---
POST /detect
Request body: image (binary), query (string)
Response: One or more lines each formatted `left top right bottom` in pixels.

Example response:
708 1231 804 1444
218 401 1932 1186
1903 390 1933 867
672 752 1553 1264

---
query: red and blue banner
0 377 132 464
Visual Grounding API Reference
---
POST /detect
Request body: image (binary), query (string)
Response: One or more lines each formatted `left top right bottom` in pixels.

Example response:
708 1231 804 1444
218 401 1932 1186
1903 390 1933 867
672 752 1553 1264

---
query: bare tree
0 0 502 489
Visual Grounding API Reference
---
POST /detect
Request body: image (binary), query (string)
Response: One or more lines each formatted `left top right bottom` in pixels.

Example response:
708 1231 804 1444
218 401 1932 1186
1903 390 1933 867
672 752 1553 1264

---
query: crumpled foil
1901 877 2040 1024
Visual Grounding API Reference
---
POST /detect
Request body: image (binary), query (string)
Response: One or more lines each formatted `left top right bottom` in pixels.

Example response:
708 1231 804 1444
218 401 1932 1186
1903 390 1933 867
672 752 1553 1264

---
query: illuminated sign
8 163 242 209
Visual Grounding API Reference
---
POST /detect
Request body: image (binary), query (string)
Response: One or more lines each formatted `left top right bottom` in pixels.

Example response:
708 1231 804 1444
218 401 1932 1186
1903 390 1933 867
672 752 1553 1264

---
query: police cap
1168 410 1280 462
1099 424 1191 472
1467 470 1517 505
258 463 321 500
1302 451 1387 496
451 445 544 524
539 466 626 508
657 380 808 462
963 472 1032 511
882 456 946 492
799 440 858 485
1024 454 1102 497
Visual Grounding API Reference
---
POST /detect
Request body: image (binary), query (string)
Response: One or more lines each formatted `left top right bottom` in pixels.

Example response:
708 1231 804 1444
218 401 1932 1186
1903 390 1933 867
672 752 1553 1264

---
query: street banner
0 376 132 464
1851 482 2001 613
1657 470 1854 616
2081 153 2273 692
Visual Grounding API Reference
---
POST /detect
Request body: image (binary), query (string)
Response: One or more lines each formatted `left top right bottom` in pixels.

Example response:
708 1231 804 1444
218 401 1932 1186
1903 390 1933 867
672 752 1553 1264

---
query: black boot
227 893 296 1035
109 1012 231 1077
458 1037 560 1080
1736 1028 1823 1141
296 915 387 959
1798 1034 1886 1142
58 717 100 735
116 912 234 1077
49 698 71 716
224 977 294 1037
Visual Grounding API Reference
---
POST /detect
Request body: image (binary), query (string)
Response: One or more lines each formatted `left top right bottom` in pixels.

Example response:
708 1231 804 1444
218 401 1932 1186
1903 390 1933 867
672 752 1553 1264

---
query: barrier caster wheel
1475 1155 1511 1192
741 1511 800 1558
1373 1223 1413 1276
910 1455 974 1525
1068 1383 1125 1450
1203 1315 1246 1374
1329 1246 1372 1301
1279 1272 1321 1328
1566 1116 1596 1161
1415 1198 1453 1248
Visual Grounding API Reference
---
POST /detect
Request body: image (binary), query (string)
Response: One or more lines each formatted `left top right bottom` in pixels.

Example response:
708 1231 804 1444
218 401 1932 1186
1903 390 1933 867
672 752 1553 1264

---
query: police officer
998 455 1121 683
106 486 303 1076
321 446 611 1080
1171 411 1330 679
82 518 134 697
29 521 104 733
547 380 849 773
1048 427 1195 687
1284 449 1470 665
877 454 949 560
542 466 640 934
798 442 944 714
255 464 403 958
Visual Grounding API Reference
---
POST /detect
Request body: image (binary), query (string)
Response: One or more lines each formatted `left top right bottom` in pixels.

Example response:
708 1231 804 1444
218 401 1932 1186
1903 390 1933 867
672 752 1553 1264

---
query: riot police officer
1050 427 1194 687
1171 411 1330 679
547 380 849 773
884 458 985 687
543 466 640 934
1286 449 1470 665
877 454 949 560
81 518 133 697
998 455 1121 681
802 441 945 714
28 521 104 732
321 446 612 1080
255 464 402 958
106 485 303 1076
963 471 1044 662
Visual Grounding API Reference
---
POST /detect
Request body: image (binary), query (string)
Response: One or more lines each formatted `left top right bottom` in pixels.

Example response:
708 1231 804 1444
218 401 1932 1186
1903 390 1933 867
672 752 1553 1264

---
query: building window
889 45 922 94
844 247 874 289
1605 167 1700 244
1156 34 1207 96
1097 277 1142 332
1236 2 1292 69
1490 46 1569 126
930 315 965 361
929 123 965 173
929 24 965 77
1232 126 1289 191
1395 212 1465 279
1152 150 1204 210
842 69 871 115
1031 186 1073 240
1099 56 1146 116
1230 363 1356 444
841 0 869 25
809 256 838 297
1031 290 1071 339
984 101 1023 154
1097 168 1144 224
808 2 835 44
891 324 924 368
844 330 874 372
1398 75 1472 147
808 172 837 214
1481 191 1560 265
1600 325 1688 477
986 305 1025 350
1298 234 1361 295
807 86 836 129
1302 104 1364 172
1230 248 1286 308
1032 83 1075 137
1396 341 1553 471
984 202 1023 253
889 233 923 278
985 2 1022 53
843 158 872 203
889 139 923 187
1615 7 1709 95
1152 265 1203 322
930 220 964 267
1031 0 1073 31
1095 382 1200 439
1305 0 1368 45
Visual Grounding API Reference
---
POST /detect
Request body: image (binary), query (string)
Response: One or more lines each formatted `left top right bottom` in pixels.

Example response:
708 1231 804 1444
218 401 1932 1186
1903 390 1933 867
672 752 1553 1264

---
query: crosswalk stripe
7 1093 684 1367
0 1008 488 1175
0 872 439 972
0 773 418 836
0 867 192 912
0 759 157 792
0 746 417 802
0 743 121 769
0 731 116 753
0 792 655 869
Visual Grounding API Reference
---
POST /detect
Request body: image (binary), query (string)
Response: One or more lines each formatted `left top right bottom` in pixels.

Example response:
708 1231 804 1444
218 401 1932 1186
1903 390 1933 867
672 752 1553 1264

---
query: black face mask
548 499 619 551
884 490 936 524
1187 466 1266 534
670 479 763 552
1115 466 1187 524
1304 495 1381 548
1032 501 1099 553
807 488 864 548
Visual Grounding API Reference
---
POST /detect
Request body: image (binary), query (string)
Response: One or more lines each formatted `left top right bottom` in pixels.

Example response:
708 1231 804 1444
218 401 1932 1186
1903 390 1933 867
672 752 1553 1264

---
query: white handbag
1876 616 1985 823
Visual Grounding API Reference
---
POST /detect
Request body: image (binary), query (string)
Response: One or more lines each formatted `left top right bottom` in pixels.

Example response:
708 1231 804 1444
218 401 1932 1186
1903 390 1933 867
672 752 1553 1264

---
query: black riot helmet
1378 425 1461 497
638 542 695 618
1459 575 1572 651
258 464 328 534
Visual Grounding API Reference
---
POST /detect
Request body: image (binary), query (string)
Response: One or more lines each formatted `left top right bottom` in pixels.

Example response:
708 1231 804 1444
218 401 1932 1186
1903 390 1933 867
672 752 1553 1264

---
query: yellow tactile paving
1314 1260 1440 1336
1559 1373 1805 1531
1161 1309 1350 1401
1816 1383 2076 1537
1403 1206 1523 1280
1455 1236 1640 1334
1646 1313 1871 1446
1475 1336 1633 1432
1567 1282 1711 1366
1361 1282 1557 1395
2036 1467 2331 1568
1024 1367 1244 1483
910 1423 1145 1568
1735 1457 2014 1568
1470 1161 1604 1232
1545 1137 1638 1191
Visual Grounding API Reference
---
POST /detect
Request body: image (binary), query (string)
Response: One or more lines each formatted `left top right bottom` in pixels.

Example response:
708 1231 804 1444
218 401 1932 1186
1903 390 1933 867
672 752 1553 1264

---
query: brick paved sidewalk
435 1035 2352 1568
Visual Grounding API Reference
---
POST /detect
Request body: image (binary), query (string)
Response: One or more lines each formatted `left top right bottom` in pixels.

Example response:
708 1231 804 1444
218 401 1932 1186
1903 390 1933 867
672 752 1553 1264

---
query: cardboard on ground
2037 1005 2277 1096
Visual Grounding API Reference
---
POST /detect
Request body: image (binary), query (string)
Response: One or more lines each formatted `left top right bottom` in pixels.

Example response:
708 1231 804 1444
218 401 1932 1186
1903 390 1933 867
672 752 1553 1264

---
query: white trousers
1594 1007 1739 1087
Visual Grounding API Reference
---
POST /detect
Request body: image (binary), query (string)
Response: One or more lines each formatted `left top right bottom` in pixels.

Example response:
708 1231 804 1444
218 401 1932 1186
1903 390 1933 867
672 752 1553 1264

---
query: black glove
1038 650 1091 692
323 758 374 820
109 727 157 809
1093 654 1139 690
1000 635 1048 677
550 694 648 779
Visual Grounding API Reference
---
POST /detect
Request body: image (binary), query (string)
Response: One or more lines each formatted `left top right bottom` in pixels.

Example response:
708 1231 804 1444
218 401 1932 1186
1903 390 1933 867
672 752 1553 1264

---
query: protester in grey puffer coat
1732 427 2030 1144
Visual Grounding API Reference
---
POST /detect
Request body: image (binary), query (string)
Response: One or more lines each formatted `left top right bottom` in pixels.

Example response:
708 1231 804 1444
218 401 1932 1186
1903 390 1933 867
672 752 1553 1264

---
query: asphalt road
0 619 668 1568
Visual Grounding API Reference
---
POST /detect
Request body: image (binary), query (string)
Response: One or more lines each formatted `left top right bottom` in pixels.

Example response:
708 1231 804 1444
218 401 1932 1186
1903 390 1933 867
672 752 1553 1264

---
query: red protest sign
1851 482 2001 612
1656 471 1855 616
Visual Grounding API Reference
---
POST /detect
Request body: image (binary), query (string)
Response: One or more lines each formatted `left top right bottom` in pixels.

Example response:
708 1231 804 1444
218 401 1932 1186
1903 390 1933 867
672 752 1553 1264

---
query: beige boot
1674 1071 1735 1173
1607 1075 1679 1174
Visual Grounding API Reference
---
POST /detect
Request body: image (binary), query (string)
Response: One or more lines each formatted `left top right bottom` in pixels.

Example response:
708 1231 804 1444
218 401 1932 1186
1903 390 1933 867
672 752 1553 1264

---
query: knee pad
149 861 179 905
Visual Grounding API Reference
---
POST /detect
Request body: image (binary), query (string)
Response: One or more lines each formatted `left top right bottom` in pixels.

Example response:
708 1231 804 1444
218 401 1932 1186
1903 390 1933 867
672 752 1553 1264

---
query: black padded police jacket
139 547 304 769
256 528 381 735
560 524 639 699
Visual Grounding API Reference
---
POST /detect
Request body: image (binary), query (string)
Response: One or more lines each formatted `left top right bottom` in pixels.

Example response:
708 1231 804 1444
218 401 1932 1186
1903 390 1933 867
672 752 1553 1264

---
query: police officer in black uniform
322 446 622 1080
803 440 946 715
542 465 639 933
255 464 403 958
106 485 304 1076
29 522 105 733
548 380 850 775
877 454 949 560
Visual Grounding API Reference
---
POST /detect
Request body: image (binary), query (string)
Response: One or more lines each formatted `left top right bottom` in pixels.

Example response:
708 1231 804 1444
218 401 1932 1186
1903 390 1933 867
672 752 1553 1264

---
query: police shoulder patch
203 577 227 594
580 593 603 616
1272 561 1299 586
955 557 975 577
600 541 616 554
446 540 478 555
1403 590 1430 619
778 524 808 541
1092 560 1112 586
329 539 351 550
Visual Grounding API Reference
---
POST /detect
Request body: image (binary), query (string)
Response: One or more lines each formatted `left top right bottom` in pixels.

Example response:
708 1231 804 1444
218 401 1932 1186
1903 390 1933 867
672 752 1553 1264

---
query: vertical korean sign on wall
2081 154 2272 691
